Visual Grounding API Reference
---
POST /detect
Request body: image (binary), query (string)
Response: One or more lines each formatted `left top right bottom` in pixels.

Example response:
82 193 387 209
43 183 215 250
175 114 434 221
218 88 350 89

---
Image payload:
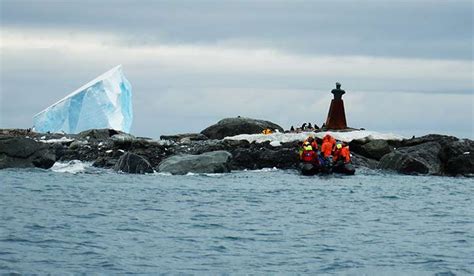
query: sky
1 0 473 139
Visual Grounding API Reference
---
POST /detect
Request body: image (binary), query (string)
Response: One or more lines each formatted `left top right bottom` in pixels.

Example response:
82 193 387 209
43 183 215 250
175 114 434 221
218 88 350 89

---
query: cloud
1 28 471 86
1 17 472 139
1 0 472 59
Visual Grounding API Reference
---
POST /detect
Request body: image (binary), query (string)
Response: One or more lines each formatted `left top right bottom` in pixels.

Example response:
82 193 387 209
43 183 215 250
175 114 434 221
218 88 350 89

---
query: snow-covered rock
225 130 405 144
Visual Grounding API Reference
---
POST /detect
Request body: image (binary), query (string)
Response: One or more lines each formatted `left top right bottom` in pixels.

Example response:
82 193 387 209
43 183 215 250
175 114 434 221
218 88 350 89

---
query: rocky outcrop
77 128 122 141
0 137 56 169
359 140 392 160
201 117 284 140
158 150 232 175
349 139 396 160
446 153 474 176
231 147 298 170
441 139 474 176
113 152 154 174
160 133 208 142
377 136 474 176
379 142 443 174
350 153 379 169
1 126 472 177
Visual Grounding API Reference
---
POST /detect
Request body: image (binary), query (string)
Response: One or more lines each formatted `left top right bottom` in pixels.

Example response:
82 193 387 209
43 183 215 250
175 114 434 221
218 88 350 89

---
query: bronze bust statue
331 82 346 100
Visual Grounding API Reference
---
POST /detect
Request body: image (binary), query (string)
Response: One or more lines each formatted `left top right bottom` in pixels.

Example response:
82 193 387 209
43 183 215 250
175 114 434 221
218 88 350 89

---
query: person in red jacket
300 142 319 165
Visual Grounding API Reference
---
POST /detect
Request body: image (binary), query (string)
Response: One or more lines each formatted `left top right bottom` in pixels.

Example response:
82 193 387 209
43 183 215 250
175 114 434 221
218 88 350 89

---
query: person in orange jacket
321 134 336 158
333 142 351 164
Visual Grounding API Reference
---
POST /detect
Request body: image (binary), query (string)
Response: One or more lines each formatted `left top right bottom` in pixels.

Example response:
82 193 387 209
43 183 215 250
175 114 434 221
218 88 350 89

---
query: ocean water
1 163 472 275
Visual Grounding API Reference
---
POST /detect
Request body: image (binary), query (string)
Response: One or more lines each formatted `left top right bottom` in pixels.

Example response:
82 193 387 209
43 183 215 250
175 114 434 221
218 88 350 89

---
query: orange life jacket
321 135 335 157
334 146 351 163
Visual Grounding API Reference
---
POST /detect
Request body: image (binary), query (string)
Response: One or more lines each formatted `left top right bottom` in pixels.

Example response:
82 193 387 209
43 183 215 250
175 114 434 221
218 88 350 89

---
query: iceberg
33 65 132 134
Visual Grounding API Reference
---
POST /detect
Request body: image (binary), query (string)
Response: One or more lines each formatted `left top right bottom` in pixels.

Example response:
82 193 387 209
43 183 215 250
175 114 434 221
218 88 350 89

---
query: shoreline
1 125 472 177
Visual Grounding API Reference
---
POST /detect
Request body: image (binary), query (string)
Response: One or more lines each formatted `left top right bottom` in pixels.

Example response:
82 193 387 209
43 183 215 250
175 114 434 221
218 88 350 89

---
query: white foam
51 160 91 174
243 167 279 173
154 172 173 176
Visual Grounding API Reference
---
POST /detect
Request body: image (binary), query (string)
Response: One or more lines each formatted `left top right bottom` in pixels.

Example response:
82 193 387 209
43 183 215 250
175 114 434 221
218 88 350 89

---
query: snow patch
39 137 75 144
225 130 405 144
270 141 281 147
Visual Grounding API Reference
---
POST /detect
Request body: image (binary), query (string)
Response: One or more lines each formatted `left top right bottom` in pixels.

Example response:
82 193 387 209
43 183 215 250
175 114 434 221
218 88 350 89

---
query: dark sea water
1 163 472 275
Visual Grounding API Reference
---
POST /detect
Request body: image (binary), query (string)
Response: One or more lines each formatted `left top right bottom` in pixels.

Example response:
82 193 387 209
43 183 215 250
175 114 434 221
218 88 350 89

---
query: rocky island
1 117 472 177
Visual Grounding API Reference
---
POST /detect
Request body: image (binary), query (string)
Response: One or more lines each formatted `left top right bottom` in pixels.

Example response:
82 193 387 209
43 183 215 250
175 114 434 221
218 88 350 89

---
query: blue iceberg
33 65 133 134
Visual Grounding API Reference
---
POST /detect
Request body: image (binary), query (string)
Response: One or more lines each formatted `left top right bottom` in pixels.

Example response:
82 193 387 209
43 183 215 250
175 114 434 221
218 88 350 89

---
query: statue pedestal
325 99 347 129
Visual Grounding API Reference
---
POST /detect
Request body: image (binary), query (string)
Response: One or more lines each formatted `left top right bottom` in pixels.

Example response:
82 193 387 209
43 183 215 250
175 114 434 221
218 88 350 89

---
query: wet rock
440 139 474 176
0 136 56 169
401 134 457 147
77 129 122 141
351 153 379 169
439 139 474 162
160 133 208 142
378 142 442 175
201 117 284 140
114 152 154 174
360 140 392 160
445 153 474 176
230 147 298 170
158 150 232 175
111 133 138 143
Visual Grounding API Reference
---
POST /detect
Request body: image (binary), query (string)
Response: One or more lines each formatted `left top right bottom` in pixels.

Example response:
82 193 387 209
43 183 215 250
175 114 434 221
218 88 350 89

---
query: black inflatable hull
332 163 356 175
301 163 319 176
300 162 355 176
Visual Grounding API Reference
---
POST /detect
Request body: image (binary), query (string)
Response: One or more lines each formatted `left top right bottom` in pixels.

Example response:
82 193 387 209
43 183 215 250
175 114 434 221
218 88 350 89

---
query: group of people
299 134 351 170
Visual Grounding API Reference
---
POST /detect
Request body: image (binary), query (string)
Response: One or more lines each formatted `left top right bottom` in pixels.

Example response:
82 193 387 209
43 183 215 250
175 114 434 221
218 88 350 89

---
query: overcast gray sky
1 0 473 138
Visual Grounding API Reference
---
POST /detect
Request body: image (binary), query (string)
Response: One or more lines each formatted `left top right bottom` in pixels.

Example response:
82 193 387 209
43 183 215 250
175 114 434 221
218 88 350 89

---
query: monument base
325 99 347 129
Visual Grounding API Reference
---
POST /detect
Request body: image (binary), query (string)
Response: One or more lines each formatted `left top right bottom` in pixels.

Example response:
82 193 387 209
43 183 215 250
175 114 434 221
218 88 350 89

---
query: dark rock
223 139 251 148
77 129 121 141
160 133 208 142
111 133 138 143
182 140 229 155
158 150 232 175
230 147 299 170
401 134 457 147
348 139 365 155
351 153 379 169
439 139 474 162
113 152 154 174
439 139 474 176
446 153 474 176
201 117 284 140
359 140 393 160
0 136 56 169
108 139 169 167
378 142 442 175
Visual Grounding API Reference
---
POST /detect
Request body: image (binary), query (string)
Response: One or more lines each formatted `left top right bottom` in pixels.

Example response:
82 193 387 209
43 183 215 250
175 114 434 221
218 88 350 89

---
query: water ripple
0 168 472 274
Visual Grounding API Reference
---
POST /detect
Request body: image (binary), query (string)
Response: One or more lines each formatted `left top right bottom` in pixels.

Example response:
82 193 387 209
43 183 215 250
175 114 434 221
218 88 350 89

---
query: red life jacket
302 150 316 162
